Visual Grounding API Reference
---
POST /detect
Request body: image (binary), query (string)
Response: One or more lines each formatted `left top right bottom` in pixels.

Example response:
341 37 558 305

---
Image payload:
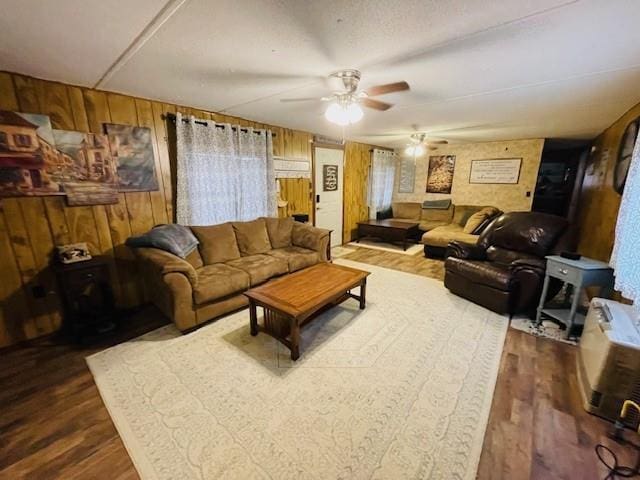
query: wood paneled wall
343 142 373 242
0 71 377 348
577 100 640 262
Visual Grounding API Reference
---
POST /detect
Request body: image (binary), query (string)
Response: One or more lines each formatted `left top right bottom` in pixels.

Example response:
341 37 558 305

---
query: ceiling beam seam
94 0 188 89
394 63 640 110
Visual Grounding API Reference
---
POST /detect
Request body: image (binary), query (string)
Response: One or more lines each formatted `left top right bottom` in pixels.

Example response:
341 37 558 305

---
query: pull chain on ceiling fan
280 69 410 126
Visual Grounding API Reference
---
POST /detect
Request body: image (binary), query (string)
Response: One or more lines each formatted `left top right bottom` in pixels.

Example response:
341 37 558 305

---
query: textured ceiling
1 0 640 147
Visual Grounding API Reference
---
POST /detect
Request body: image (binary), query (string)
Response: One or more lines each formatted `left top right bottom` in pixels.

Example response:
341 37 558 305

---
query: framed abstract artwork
426 155 456 194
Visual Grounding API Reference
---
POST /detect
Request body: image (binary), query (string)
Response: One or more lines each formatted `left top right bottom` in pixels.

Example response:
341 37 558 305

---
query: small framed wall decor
469 158 522 184
323 164 338 191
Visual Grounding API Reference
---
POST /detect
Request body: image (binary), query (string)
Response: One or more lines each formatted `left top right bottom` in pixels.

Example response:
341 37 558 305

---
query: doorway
532 140 590 221
314 146 344 246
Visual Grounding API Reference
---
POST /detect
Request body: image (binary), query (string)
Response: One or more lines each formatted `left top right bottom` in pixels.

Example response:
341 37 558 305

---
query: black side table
53 255 118 342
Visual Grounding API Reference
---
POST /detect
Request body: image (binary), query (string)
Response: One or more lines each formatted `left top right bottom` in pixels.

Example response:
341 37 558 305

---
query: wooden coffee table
357 219 420 251
244 263 370 360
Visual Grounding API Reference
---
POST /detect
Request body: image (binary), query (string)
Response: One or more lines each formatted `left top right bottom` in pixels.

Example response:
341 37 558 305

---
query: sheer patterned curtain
369 149 396 218
175 113 276 225
611 134 640 305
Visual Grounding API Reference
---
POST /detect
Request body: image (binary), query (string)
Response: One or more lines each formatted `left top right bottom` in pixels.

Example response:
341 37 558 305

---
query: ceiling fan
404 133 448 156
280 69 410 125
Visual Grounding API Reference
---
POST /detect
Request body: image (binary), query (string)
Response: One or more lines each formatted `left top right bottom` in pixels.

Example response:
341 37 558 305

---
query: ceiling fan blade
361 98 393 111
279 97 325 103
364 81 410 96
425 140 448 144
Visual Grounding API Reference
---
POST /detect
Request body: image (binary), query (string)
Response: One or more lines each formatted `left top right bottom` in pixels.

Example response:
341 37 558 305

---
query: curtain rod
161 113 276 137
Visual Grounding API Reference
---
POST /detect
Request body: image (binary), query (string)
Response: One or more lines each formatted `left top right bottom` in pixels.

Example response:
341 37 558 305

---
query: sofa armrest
133 247 198 286
292 223 332 262
445 241 487 260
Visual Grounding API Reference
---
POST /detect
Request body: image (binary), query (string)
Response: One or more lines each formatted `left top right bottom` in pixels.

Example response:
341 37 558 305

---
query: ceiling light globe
347 103 363 124
414 145 425 156
325 103 348 126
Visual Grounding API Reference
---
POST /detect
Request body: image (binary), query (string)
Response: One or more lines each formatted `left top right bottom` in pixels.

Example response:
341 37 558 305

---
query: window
13 134 32 147
368 149 396 218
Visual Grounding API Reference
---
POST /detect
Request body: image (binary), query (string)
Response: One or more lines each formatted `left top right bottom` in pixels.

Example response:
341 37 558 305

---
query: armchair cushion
232 218 272 256
193 264 250 305
446 241 487 260
446 257 514 291
226 254 288 286
264 217 293 249
191 223 241 264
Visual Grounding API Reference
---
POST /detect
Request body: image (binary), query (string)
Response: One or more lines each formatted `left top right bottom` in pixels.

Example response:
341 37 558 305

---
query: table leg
290 317 300 361
249 300 258 336
566 281 582 340
359 279 367 310
536 274 551 326
403 236 408 251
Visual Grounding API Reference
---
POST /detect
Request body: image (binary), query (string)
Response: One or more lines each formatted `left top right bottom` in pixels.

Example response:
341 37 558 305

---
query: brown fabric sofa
421 205 501 257
444 211 575 316
389 201 454 232
133 217 331 331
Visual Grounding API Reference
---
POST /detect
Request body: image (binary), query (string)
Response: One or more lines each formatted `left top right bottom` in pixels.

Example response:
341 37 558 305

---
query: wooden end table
244 263 370 360
357 219 420 251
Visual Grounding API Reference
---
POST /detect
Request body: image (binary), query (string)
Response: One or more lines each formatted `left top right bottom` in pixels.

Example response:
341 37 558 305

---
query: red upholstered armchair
444 212 576 316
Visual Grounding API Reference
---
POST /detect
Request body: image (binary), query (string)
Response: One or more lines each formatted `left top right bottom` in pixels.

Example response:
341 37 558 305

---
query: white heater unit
577 298 640 426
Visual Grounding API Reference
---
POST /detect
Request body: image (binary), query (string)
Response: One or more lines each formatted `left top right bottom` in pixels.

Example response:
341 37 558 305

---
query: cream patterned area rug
347 240 423 255
87 260 509 480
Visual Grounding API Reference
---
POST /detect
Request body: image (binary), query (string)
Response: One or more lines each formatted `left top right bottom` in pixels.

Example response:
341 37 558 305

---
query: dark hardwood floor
0 247 635 479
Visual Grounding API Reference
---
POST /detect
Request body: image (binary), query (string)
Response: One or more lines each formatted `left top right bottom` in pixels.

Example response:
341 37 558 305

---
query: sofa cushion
232 218 272 256
452 205 485 226
419 220 450 232
446 257 514 291
292 222 330 251
392 202 421 220
185 248 204 269
420 205 453 223
264 217 293 249
267 246 319 272
226 254 288 286
193 263 250 305
421 225 479 248
191 223 240 265
463 207 500 234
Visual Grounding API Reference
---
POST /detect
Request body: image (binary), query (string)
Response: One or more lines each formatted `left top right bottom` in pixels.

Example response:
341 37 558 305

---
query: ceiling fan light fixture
404 145 425 157
324 101 363 126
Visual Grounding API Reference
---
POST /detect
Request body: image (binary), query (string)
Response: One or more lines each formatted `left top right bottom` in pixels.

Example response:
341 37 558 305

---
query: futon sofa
132 217 331 331
444 211 574 316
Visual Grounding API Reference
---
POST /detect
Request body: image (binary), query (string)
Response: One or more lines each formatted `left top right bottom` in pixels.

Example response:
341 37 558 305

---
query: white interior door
314 147 344 246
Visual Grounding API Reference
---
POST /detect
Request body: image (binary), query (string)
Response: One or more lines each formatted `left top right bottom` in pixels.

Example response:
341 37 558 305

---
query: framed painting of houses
0 110 65 196
105 124 158 192
53 130 119 206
